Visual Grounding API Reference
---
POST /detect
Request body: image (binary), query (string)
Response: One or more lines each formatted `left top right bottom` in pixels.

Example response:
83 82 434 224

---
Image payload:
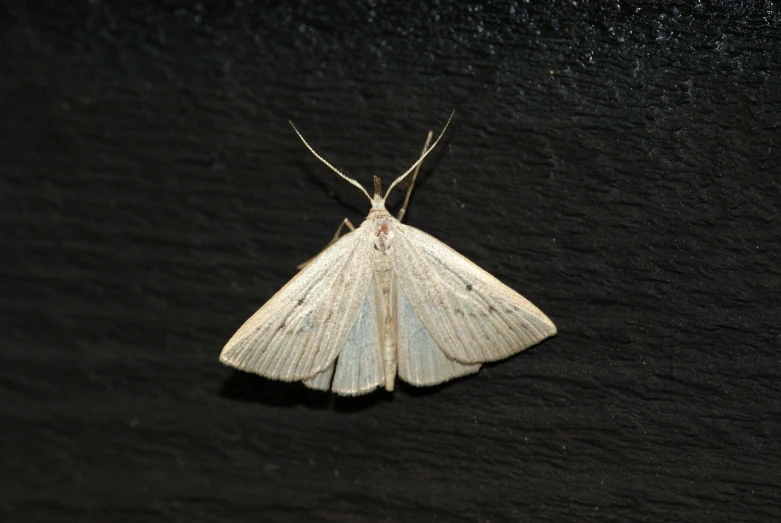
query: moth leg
296 218 356 270
397 130 434 222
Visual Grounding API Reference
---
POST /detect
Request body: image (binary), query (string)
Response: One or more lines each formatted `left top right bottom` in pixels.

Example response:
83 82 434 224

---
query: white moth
220 113 557 395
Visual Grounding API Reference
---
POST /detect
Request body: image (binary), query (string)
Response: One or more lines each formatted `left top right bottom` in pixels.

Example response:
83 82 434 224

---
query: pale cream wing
391 222 557 365
304 275 385 395
302 365 335 391
397 282 481 386
220 222 375 381
330 278 384 395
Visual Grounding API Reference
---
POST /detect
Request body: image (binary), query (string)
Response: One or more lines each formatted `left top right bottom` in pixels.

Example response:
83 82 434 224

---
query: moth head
288 110 455 211
370 176 386 212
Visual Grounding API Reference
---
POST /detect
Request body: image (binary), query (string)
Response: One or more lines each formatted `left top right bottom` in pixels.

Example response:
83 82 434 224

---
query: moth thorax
373 217 394 253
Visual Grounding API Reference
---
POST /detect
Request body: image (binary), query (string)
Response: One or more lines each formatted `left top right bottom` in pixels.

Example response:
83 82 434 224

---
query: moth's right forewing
396 282 481 386
391 223 556 365
220 222 375 381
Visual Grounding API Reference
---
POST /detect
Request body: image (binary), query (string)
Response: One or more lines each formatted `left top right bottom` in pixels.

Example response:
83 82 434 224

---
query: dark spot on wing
454 308 464 315
276 322 286 331
296 299 304 307
466 284 473 291
488 306 497 314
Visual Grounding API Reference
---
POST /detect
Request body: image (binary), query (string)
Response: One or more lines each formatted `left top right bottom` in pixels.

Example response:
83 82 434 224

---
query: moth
220 113 557 395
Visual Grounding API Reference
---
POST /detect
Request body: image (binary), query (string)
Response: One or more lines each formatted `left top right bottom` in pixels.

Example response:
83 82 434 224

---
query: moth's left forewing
302 282 385 396
390 221 556 365
220 223 376 381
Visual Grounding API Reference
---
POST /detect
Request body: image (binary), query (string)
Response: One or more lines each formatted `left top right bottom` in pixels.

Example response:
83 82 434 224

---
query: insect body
220 113 557 395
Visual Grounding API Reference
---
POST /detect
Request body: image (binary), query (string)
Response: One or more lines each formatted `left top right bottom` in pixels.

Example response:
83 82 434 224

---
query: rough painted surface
2 2 779 522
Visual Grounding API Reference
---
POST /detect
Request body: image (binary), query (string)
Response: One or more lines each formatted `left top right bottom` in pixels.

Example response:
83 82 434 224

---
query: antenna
383 110 455 201
289 121 373 203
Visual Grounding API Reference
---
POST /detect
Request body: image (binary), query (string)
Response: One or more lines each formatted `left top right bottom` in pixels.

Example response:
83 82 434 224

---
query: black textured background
2 1 780 522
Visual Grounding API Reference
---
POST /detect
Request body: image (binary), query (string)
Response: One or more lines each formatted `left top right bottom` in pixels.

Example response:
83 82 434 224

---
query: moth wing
220 222 375 381
303 273 385 395
331 278 384 395
397 282 481 386
303 365 335 391
391 222 556 365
